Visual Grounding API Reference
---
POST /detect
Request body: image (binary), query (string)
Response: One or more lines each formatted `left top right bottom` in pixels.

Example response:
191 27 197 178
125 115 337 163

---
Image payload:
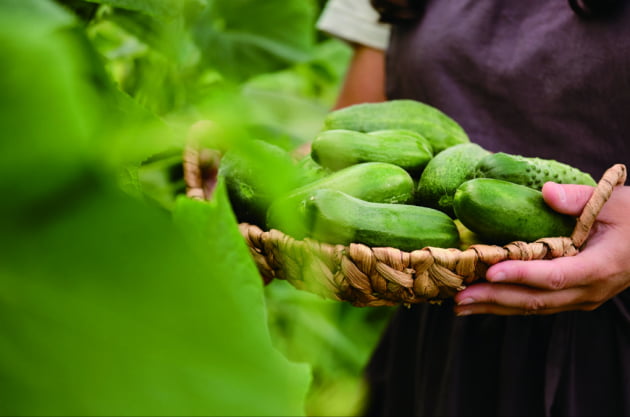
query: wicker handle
570 163 626 248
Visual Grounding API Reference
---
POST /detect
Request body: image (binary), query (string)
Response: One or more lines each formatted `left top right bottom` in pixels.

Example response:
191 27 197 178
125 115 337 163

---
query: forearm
333 43 387 109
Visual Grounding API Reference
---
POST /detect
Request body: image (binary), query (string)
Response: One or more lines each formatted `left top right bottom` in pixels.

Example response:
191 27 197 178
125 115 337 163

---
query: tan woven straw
184 143 626 307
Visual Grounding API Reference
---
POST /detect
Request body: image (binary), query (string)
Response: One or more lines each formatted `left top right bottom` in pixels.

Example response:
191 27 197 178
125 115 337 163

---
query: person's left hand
453 181 630 316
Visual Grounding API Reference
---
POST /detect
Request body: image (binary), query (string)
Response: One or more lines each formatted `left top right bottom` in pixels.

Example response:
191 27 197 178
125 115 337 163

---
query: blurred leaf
1 0 76 29
0 0 380 415
241 88 330 147
193 0 316 81
86 0 206 19
0 2 106 211
242 39 352 145
136 151 186 210
264 281 393 417
0 0 180 211
172 185 314 416
90 7 201 114
0 177 311 416
54 0 100 23
245 39 352 103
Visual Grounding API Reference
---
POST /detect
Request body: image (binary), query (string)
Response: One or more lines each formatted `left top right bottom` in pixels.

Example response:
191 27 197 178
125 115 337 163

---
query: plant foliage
0 0 392 415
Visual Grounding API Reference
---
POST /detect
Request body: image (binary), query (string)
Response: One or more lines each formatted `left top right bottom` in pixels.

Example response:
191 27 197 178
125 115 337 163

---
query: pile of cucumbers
219 100 597 250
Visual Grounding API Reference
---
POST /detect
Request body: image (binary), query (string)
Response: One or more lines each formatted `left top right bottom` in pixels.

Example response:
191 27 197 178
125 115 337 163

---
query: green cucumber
416 143 491 218
305 189 460 251
323 99 469 153
473 152 597 189
294 153 331 187
311 128 433 176
267 162 415 239
453 178 576 245
219 140 302 227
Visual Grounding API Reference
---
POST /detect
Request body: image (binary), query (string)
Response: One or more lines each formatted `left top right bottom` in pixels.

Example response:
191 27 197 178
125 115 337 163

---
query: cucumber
473 152 597 189
323 99 469 153
453 178 576 245
311 128 433 176
305 189 460 251
294 153 331 187
416 143 491 218
219 139 303 227
267 162 415 239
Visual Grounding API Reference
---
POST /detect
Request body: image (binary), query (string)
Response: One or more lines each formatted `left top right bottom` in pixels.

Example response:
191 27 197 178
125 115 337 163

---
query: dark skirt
364 294 630 416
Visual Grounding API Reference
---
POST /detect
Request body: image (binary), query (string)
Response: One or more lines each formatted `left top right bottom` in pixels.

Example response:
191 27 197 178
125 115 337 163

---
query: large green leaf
0 179 310 416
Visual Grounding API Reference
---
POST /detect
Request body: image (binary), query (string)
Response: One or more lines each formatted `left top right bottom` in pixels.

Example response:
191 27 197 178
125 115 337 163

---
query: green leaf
0 1 178 212
172 183 313 415
1 0 76 30
85 0 206 19
0 4 107 211
242 38 353 144
193 0 316 81
0 178 311 416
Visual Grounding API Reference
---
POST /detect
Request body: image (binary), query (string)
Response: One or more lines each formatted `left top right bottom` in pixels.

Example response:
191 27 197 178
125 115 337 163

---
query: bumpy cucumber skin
473 152 597 189
323 99 469 153
305 189 460 251
453 178 576 245
311 128 433 175
267 162 416 239
416 143 491 218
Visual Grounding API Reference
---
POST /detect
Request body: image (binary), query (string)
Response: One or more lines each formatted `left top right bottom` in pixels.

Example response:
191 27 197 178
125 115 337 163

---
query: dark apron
365 1 630 416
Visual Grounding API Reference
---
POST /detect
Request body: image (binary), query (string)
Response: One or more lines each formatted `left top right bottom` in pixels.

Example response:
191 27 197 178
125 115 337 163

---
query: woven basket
183 145 626 307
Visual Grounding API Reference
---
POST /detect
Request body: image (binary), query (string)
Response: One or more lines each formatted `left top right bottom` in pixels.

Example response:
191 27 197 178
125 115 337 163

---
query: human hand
453 181 630 316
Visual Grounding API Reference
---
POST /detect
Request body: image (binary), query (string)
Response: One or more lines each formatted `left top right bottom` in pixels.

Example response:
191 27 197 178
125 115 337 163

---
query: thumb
541 182 595 216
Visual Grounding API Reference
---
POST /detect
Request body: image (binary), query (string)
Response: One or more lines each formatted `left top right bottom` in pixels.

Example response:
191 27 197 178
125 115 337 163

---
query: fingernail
457 297 475 306
456 309 472 317
556 183 566 204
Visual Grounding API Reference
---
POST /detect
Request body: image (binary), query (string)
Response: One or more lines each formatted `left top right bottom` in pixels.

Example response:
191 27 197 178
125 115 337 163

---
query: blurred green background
0 0 394 416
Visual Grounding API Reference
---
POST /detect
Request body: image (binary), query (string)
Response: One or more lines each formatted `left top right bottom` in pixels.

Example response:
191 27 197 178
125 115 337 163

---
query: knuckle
522 297 546 315
546 268 568 290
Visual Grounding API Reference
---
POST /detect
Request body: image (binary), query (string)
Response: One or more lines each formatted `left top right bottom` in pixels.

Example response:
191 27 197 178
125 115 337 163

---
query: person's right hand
453 180 630 316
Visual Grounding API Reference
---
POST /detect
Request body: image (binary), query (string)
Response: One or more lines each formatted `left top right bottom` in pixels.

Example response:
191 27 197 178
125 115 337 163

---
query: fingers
541 182 594 216
485 255 594 290
452 184 630 317
453 278 601 316
452 256 602 316
453 288 598 316
543 182 630 225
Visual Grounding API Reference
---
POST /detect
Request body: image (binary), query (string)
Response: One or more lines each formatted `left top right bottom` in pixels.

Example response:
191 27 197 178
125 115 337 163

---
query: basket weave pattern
184 144 626 307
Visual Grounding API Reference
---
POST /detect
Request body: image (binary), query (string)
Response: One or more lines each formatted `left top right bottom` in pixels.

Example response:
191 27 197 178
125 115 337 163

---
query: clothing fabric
384 0 630 181
317 1 630 416
366 1 630 416
316 0 391 50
